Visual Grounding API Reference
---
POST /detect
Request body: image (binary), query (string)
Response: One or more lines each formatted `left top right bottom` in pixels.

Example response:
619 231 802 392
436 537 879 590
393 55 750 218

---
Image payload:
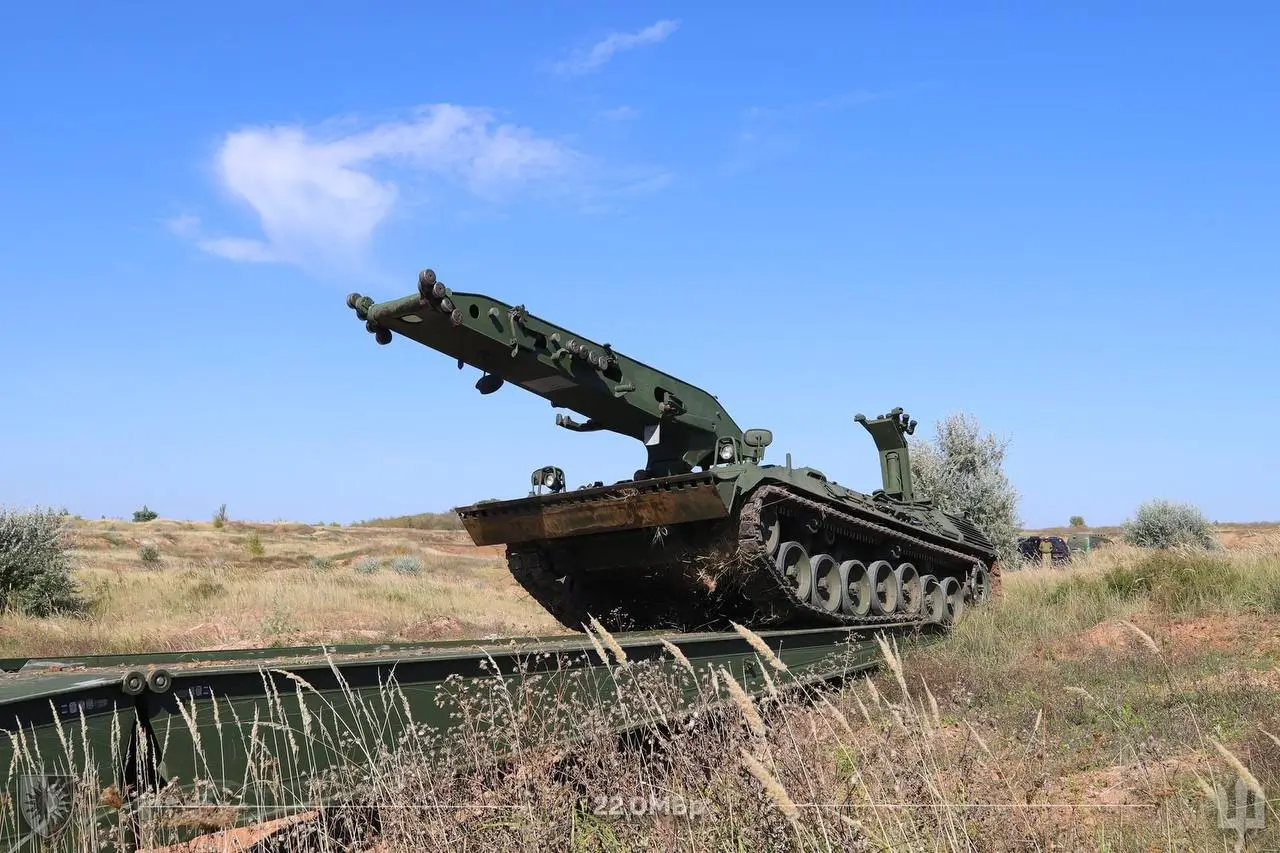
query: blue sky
2 3 1278 528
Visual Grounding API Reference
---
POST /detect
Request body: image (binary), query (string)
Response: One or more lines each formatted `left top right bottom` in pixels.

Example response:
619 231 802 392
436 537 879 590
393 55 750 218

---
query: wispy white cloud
553 20 679 77
173 104 577 272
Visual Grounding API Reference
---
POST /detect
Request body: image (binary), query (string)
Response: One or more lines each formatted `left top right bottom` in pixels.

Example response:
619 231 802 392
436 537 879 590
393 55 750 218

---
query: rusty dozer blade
456 473 729 546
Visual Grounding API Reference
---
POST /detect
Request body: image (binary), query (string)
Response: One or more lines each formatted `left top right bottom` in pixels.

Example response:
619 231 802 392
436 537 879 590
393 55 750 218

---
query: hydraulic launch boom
346 269 759 476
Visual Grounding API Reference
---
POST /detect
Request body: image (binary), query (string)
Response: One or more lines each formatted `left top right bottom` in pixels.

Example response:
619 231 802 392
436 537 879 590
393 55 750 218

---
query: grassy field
0 517 563 658
348 535 1280 852
299 533 1275 852
1023 520 1280 549
126 529 1280 852
12 518 1280 850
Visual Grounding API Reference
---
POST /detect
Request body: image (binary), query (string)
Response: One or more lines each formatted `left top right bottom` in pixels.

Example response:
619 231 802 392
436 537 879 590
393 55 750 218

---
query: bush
356 511 463 530
308 556 334 572
390 555 423 576
132 505 158 523
1121 499 1217 550
212 503 228 529
0 506 89 617
1069 515 1085 528
353 556 382 574
245 533 265 558
909 412 1023 570
138 542 161 565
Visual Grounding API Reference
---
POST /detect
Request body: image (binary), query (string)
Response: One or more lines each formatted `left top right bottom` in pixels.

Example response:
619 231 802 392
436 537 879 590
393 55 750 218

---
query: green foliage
259 606 297 642
1121 499 1217 550
356 511 463 530
353 556 382 574
1069 515 1086 528
308 556 334 573
390 555 423 576
1049 548 1277 617
245 533 265 558
212 503 228 529
909 412 1023 569
138 542 161 565
0 506 89 617
132 505 158 523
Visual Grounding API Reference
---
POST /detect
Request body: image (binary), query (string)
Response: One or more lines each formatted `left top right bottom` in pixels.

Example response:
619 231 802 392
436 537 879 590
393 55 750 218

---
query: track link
731 485 993 629
507 548 599 631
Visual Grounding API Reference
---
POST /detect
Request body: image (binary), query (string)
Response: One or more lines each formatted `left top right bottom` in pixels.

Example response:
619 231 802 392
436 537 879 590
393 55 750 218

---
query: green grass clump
354 556 382 574
308 556 335 573
1054 548 1280 617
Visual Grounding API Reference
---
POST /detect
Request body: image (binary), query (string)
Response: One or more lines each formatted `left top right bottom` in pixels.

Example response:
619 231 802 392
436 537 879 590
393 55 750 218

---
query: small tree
1121 499 1217 550
212 503 228 529
909 412 1023 570
0 506 89 617
1069 515 1086 528
132 505 158 523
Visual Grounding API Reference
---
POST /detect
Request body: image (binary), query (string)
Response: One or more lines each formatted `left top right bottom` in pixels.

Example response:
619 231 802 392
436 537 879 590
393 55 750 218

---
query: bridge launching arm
347 269 752 476
855 408 918 502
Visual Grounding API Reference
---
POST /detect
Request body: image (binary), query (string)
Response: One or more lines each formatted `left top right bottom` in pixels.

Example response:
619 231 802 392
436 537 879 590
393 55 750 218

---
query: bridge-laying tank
346 270 999 633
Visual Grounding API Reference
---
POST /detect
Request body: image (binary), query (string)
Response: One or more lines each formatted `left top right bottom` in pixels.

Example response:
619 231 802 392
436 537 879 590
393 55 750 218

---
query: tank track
507 545 732 633
507 548 604 631
730 484 994 629
504 483 998 634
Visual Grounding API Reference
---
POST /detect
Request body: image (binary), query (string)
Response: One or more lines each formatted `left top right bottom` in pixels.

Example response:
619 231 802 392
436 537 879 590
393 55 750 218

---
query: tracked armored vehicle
346 269 999 633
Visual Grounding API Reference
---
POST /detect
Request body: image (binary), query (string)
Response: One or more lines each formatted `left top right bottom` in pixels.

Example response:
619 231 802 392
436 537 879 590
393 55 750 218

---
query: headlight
530 465 566 494
718 443 735 462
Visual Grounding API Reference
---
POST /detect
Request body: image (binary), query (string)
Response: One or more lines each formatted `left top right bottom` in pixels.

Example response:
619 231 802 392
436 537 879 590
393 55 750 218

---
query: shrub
0 506 89 617
353 556 382 574
1069 515 1085 528
138 542 161 565
132 505 158 523
245 533 265 558
1121 499 1217 550
1074 548 1257 616
355 511 463 530
390 555 423 576
308 556 334 573
909 412 1023 570
212 503 228 529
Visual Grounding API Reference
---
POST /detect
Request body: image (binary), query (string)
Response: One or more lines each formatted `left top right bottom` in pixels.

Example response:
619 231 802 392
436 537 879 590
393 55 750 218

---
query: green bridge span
0 623 914 851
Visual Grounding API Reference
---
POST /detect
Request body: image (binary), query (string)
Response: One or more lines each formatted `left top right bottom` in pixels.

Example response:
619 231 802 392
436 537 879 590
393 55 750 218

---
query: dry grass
11 520 1280 851
361 533 1280 851
0 518 563 657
